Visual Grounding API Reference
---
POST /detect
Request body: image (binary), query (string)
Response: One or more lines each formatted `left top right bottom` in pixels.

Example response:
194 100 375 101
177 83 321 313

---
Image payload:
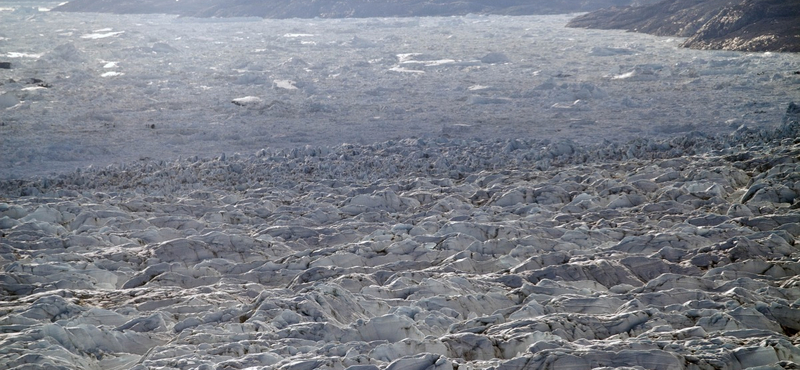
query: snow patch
80 30 124 39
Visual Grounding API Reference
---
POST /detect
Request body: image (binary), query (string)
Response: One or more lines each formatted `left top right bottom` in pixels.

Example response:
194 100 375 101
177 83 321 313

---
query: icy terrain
50 0 645 18
2 10 798 179
2 6 800 370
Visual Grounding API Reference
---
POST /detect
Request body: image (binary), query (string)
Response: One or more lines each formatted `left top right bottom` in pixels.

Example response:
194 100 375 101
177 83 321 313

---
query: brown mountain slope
682 0 800 52
567 0 800 52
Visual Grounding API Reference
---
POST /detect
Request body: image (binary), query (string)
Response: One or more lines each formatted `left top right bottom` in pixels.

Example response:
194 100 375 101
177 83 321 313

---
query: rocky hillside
567 0 800 52
52 0 637 18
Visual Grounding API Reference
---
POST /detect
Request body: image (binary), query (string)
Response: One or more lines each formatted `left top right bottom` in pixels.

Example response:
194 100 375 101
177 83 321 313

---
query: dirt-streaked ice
1 5 800 370
2 112 799 369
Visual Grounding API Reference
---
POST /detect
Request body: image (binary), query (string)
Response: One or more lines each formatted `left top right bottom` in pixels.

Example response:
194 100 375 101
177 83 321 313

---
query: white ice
1 5 800 370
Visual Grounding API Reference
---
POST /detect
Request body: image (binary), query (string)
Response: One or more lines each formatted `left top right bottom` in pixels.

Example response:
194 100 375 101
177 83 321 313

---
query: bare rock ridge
52 0 639 18
567 0 800 52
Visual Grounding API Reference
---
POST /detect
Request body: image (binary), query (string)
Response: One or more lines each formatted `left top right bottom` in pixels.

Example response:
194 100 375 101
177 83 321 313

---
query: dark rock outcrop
53 0 637 18
567 0 800 52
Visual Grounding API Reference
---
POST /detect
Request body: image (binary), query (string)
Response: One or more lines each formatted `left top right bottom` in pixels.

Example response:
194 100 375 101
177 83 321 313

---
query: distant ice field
0 9 798 179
